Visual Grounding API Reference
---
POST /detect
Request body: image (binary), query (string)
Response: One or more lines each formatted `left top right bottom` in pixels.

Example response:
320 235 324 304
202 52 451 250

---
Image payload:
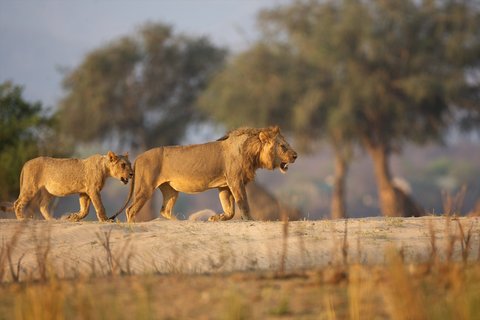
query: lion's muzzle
121 172 134 184
279 151 297 174
280 162 289 173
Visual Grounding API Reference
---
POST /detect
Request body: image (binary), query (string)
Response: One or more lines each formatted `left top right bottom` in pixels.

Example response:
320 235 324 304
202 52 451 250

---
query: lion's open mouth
280 162 289 174
121 177 129 184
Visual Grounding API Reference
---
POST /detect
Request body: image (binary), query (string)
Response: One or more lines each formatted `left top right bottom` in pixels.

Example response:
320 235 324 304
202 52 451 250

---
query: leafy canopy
201 0 480 153
59 22 226 150
259 0 480 151
0 82 58 200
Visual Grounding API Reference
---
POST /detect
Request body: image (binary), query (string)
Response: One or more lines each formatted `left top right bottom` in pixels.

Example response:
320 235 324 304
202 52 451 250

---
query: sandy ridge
0 216 478 281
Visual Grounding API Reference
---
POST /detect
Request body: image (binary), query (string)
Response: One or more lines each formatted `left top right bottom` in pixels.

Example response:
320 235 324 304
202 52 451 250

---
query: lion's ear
124 152 129 159
107 151 117 162
259 131 269 144
272 126 280 135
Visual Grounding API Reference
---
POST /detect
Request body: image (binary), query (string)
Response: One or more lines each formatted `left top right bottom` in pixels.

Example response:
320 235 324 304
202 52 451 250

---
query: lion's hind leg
38 189 55 220
14 189 37 220
126 186 154 223
209 187 235 222
159 183 178 220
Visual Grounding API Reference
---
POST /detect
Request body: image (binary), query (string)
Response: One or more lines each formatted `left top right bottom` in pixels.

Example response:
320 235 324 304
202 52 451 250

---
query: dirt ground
1 216 479 319
0 216 478 281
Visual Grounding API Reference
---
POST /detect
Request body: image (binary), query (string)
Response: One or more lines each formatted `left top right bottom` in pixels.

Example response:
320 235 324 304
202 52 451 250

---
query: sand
0 216 478 281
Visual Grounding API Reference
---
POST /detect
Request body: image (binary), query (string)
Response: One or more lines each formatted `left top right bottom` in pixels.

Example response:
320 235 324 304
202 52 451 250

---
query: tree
59 22 226 151
202 0 480 217
199 43 298 129
58 23 226 220
0 82 60 201
267 0 480 217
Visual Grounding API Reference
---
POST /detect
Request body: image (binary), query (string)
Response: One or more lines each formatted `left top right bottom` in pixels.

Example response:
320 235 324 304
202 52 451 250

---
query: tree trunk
331 151 348 219
366 144 423 217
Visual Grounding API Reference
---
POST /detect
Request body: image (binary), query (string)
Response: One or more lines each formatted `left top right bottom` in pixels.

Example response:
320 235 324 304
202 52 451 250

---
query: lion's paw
208 215 222 222
62 213 80 222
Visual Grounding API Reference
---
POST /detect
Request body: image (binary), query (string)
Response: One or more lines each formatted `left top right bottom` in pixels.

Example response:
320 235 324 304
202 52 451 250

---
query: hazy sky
0 0 285 107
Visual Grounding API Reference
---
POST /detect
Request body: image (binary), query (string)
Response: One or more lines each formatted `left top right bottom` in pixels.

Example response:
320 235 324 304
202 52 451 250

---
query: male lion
14 151 133 221
110 126 297 222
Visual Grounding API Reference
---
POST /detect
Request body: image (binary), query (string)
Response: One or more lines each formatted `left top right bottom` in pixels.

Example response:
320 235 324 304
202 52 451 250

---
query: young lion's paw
62 213 80 222
208 215 222 222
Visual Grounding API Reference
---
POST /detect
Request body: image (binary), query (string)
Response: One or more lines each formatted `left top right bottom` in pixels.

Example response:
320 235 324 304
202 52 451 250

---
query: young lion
14 151 133 221
110 126 297 222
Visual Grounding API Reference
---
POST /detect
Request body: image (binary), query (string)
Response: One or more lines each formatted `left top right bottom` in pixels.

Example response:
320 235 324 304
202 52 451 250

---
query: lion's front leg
64 193 91 222
89 191 108 222
229 183 253 221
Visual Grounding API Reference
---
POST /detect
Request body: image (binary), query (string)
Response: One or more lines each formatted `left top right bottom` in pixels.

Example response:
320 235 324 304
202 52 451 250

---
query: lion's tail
108 163 135 221
0 202 14 213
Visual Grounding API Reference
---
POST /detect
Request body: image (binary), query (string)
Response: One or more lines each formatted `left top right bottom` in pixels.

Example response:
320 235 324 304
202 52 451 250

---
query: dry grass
442 185 467 217
0 223 24 282
95 228 134 276
278 215 289 276
0 216 479 319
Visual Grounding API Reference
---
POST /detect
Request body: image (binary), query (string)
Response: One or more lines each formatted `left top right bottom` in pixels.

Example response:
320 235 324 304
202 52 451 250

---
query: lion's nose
292 152 298 160
129 172 134 178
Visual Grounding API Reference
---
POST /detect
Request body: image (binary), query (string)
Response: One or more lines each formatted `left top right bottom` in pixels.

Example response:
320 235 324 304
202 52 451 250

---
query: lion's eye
281 145 287 152
121 163 126 169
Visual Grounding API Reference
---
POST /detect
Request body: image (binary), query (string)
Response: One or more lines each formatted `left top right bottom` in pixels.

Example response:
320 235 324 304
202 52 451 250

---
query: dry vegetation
0 215 479 319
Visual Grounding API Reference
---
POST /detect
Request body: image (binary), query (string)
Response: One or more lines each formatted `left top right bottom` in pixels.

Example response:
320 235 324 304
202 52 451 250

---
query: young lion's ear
107 151 117 162
259 131 269 144
124 152 129 159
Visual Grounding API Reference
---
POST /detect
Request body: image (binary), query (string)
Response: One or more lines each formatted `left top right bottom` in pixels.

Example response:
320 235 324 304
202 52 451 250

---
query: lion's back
163 143 225 172
135 143 230 192
21 157 86 193
22 157 57 182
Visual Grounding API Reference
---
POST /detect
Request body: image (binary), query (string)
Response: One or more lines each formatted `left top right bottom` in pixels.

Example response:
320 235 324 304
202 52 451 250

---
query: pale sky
0 0 287 107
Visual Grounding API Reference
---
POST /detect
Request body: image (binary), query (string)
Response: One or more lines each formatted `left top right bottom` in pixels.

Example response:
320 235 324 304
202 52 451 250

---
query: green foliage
0 82 57 201
203 0 480 149
259 0 480 151
59 22 226 150
200 0 480 216
200 43 303 130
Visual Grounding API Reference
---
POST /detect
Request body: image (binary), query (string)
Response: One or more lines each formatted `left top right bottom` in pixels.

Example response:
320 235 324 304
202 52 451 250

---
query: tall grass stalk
278 215 289 276
1 224 24 282
383 248 427 320
14 277 64 320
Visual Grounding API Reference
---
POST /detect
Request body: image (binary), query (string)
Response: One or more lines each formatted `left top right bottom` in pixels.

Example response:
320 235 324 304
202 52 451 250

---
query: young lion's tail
108 163 135 221
13 167 25 213
0 202 14 213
